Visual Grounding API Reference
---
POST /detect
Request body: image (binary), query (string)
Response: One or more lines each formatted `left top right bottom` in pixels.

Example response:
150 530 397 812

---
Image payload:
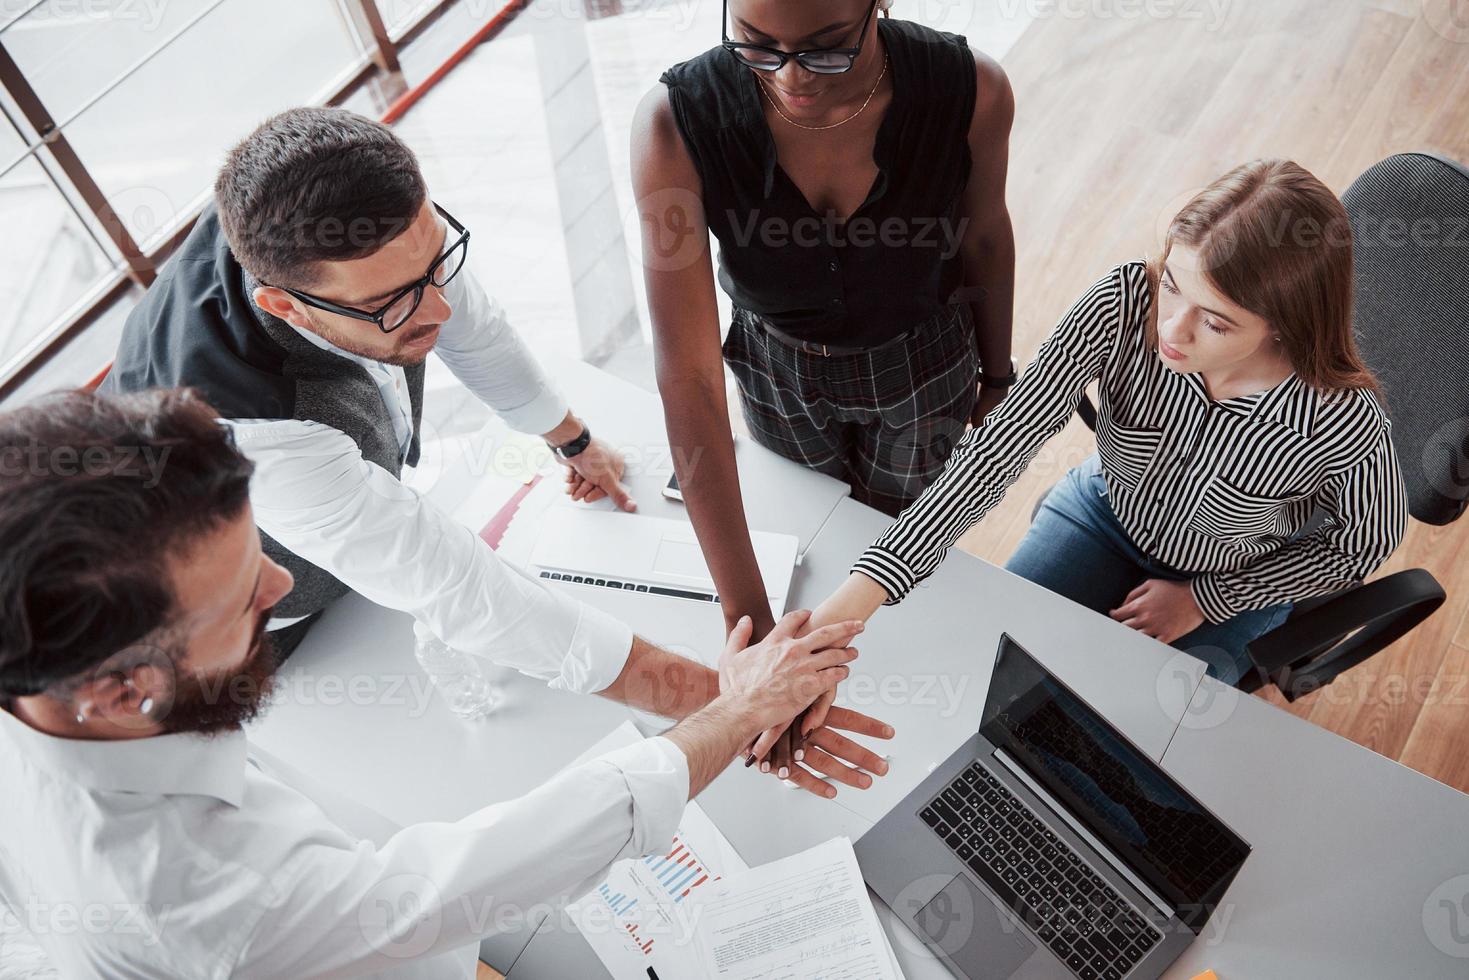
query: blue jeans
1004 456 1293 685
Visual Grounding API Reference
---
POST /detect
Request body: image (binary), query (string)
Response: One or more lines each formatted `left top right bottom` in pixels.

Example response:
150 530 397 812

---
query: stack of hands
717 609 892 800
555 444 896 798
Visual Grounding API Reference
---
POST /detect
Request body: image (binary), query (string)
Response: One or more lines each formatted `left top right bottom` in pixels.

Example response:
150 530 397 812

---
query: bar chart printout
567 725 747 980
573 806 745 979
643 833 719 904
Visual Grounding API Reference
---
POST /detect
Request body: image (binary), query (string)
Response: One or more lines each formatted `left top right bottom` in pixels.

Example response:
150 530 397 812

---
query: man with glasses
103 106 639 661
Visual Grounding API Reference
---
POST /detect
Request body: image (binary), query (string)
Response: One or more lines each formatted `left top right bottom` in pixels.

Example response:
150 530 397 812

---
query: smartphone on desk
663 472 683 502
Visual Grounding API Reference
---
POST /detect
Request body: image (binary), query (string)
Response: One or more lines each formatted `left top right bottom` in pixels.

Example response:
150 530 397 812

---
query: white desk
1159 678 1469 977
247 362 1469 979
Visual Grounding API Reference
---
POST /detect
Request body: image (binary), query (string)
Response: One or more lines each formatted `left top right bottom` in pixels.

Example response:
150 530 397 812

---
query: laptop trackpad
915 874 1037 979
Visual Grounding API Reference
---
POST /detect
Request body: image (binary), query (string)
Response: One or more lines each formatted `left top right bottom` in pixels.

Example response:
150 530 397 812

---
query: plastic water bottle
414 627 497 721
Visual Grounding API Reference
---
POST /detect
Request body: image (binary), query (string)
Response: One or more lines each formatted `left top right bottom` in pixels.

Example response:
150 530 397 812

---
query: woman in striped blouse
803 159 1409 689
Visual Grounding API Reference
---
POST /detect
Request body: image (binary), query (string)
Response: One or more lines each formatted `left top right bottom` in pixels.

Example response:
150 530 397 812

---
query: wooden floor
958 0 1469 791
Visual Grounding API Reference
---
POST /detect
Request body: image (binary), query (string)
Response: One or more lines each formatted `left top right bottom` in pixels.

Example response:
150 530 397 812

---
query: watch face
556 427 592 458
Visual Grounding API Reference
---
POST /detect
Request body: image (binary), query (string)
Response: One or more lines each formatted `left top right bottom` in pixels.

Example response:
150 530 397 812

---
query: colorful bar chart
624 921 654 955
597 884 655 956
641 834 721 904
598 883 639 917
567 728 747 979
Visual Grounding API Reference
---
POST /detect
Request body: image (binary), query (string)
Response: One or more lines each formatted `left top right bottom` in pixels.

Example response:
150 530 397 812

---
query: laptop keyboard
920 763 1163 980
538 569 720 603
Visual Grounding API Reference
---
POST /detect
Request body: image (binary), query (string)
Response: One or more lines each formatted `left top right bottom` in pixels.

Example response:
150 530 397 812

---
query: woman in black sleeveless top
631 0 1015 758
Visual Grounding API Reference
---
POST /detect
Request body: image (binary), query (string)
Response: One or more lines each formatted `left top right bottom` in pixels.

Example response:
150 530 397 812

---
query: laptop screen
979 636 1249 931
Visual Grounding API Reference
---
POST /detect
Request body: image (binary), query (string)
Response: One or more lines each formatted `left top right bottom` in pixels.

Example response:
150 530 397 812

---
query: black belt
752 315 915 358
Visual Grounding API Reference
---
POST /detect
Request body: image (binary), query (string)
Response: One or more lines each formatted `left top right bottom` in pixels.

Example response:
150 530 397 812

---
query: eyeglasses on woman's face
721 0 880 75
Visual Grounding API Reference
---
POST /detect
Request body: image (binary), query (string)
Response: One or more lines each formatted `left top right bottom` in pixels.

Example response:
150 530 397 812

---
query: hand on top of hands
722 610 894 799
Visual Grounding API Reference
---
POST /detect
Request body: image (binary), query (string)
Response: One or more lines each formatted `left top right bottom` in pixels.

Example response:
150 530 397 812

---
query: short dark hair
214 106 428 289
0 389 255 698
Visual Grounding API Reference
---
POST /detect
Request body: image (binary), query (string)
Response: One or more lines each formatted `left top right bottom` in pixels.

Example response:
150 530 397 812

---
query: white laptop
529 508 799 619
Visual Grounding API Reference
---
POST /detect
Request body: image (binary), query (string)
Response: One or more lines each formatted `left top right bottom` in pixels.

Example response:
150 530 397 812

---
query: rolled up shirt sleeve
1190 426 1409 623
228 419 634 693
434 267 570 436
234 736 690 978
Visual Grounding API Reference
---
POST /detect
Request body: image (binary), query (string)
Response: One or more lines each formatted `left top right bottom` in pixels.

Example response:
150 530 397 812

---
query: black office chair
1037 152 1468 701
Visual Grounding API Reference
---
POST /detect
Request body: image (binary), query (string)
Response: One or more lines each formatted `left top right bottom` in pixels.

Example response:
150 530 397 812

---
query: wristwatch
980 356 1019 391
550 424 593 460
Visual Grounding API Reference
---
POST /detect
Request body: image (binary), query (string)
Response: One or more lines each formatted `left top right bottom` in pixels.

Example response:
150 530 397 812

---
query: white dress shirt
225 266 634 688
0 706 689 978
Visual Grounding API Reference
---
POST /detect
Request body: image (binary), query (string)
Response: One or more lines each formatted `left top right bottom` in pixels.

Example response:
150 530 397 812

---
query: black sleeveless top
660 18 977 347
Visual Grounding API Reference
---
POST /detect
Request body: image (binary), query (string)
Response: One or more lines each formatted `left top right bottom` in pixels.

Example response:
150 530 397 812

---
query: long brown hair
1146 159 1380 394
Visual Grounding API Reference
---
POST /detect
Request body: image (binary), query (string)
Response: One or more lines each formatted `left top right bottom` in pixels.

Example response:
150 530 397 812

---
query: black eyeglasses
722 0 879 75
275 203 471 335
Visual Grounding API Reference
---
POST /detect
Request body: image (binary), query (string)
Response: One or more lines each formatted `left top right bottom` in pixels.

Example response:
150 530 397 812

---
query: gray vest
102 206 428 623
243 274 427 620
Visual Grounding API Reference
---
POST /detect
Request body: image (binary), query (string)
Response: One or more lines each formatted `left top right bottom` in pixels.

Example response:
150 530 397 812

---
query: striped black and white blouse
853 260 1409 624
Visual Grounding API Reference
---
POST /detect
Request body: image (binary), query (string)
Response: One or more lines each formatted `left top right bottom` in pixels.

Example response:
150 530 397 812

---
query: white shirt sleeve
227 418 634 693
233 737 690 978
435 267 570 436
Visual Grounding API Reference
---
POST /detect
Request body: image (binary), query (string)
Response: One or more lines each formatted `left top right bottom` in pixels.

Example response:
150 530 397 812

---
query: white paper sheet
695 837 903 980
567 722 748 979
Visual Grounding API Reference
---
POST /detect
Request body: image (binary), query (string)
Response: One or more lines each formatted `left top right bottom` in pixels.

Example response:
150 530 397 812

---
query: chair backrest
1342 152 1469 526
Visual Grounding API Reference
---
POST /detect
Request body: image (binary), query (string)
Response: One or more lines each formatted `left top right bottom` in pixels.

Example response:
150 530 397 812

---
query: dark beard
159 610 279 736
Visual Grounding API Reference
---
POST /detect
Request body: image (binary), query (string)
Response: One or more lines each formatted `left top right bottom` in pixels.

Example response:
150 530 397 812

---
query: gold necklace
759 54 889 132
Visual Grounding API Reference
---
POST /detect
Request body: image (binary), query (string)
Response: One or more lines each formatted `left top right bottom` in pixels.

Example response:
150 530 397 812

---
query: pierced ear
77 672 152 732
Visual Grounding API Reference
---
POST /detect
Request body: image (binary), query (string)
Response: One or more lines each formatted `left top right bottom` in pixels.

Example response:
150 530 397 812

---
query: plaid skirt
723 304 980 516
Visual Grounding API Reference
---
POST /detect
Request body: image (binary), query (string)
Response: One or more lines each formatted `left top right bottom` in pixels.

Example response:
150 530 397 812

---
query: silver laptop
529 509 799 618
857 635 1250 980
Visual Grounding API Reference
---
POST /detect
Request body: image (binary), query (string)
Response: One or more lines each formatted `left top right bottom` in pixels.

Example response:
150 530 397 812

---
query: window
0 0 434 396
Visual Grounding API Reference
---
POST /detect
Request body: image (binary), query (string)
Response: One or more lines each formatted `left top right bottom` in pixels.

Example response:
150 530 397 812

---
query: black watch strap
551 425 593 460
980 356 1019 390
